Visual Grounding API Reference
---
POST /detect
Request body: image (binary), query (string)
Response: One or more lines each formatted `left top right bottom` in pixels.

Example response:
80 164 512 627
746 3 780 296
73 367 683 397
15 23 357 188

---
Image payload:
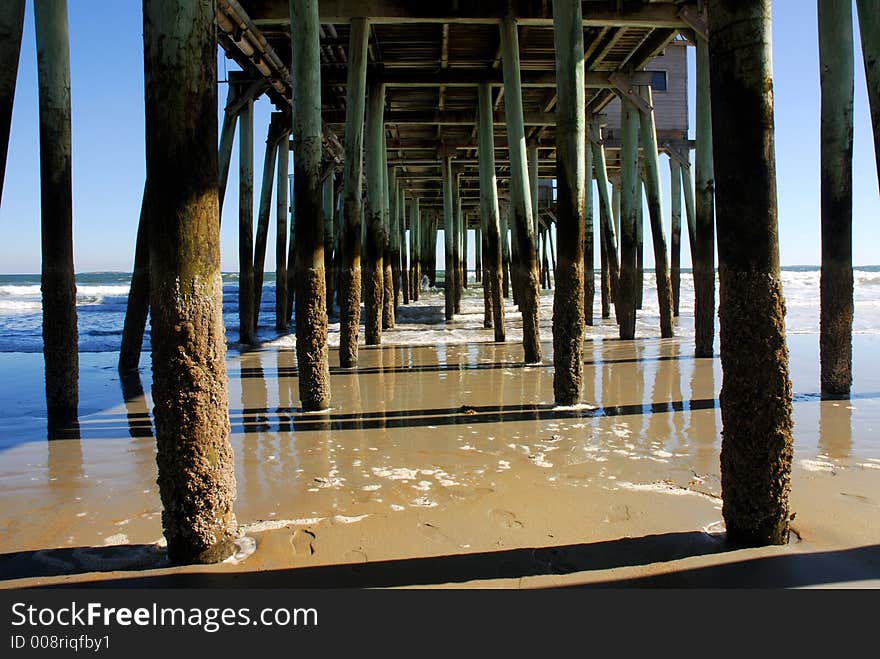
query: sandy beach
0 284 878 589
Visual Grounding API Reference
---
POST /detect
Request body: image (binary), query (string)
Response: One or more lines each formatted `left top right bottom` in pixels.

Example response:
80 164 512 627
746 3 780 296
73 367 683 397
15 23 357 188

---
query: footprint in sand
290 529 316 557
603 504 632 523
489 509 523 529
840 492 874 505
418 522 453 544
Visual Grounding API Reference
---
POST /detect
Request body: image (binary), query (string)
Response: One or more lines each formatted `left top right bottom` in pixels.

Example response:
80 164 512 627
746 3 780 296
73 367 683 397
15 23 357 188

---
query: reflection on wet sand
2 333 880 588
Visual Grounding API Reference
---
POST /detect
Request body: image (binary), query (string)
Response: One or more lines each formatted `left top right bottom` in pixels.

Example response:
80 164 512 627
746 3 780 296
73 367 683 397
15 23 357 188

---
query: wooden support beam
275 124 290 329
410 196 421 300
290 0 331 410
238 94 255 344
443 155 455 320
253 113 284 325
364 81 386 344
638 85 674 338
856 0 880 195
551 0 586 405
608 71 653 114
694 35 716 358
119 185 150 373
382 152 395 329
0 0 25 206
244 0 693 27
217 83 239 221
324 109 556 126
618 98 640 340
669 157 682 317
322 67 654 88
708 0 793 546
143 0 235 564
819 0 854 398
35 0 78 422
338 17 369 367
323 171 336 313
592 138 621 324
584 121 595 327
479 82 506 341
501 15 541 363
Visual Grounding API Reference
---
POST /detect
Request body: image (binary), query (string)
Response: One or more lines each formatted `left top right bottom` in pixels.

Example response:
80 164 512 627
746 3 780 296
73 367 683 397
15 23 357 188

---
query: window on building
648 70 667 92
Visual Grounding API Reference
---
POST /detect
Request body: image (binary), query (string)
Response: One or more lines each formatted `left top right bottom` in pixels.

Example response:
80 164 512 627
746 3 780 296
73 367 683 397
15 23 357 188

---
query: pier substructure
500 16 541 363
709 0 794 546
819 0 854 398
618 98 640 340
35 0 78 422
290 0 330 410
551 0 586 405
143 0 235 563
478 82 505 342
364 81 386 345
638 85 674 338
694 35 715 358
339 17 369 367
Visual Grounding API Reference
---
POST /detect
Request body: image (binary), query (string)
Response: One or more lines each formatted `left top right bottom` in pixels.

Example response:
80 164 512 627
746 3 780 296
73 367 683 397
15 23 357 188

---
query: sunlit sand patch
411 496 438 507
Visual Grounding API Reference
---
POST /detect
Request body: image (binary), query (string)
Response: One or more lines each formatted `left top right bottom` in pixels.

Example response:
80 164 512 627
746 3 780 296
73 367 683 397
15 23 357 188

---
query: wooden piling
391 178 402 310
475 229 482 284
454 175 464 312
382 150 394 329
856 0 879 193
0 0 25 205
584 127 595 327
276 125 290 329
500 208 511 299
618 98 640 340
478 81 506 342
528 140 540 253
443 156 455 320
819 0 854 398
35 0 78 421
401 189 409 305
551 0 586 404
639 85 674 338
218 79 240 221
238 94 255 344
635 175 644 310
500 15 541 363
592 139 622 325
323 171 336 313
253 114 282 326
143 0 235 563
119 186 150 372
708 0 794 546
338 17 369 367
669 158 682 316
695 35 716 358
290 0 330 410
364 81 386 345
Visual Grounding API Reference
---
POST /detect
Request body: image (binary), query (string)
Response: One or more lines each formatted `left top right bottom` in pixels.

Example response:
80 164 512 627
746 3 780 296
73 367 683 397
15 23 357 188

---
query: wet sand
1 289 879 588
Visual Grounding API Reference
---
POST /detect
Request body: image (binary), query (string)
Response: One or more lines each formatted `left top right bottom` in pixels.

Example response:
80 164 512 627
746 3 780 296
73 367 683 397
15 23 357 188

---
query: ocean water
0 267 879 353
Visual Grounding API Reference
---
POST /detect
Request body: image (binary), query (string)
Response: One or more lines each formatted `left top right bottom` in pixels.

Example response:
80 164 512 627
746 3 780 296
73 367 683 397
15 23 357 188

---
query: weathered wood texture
143 0 235 564
290 0 330 410
338 17 369 366
819 0 854 398
0 0 24 205
478 82 505 342
35 0 78 421
551 0 586 405
708 0 794 546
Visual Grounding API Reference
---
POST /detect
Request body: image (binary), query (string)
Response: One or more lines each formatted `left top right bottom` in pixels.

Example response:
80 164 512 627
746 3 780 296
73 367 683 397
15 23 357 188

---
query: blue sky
0 0 877 274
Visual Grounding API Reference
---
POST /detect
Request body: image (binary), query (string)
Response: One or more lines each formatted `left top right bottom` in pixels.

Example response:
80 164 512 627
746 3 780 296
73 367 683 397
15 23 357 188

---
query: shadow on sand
3 532 878 589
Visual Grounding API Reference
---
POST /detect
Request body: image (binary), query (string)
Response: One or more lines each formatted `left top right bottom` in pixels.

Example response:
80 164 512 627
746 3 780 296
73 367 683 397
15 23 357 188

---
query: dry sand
1 289 879 588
